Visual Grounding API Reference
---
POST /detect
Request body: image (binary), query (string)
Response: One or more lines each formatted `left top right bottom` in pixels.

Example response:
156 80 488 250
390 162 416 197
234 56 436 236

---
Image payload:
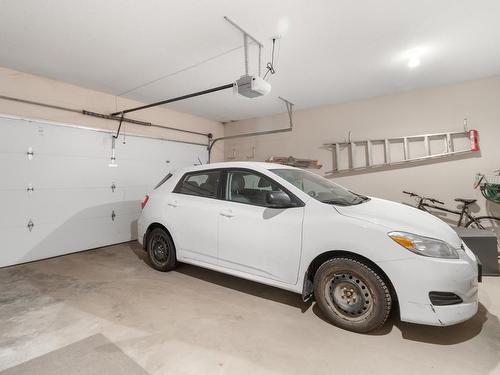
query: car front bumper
402 300 478 326
379 243 479 326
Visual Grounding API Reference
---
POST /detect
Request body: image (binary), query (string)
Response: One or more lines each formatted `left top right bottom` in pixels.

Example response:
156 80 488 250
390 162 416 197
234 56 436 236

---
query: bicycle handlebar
402 191 444 205
402 191 417 197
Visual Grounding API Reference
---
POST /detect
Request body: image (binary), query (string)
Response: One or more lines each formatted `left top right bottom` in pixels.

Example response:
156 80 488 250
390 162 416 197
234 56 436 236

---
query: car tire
313 257 392 333
146 228 177 272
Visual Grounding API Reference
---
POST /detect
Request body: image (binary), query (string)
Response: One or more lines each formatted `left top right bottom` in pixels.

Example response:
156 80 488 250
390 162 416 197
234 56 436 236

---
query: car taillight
141 195 149 209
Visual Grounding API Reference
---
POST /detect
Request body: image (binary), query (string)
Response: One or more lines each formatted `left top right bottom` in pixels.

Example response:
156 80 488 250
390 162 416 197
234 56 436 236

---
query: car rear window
173 170 221 198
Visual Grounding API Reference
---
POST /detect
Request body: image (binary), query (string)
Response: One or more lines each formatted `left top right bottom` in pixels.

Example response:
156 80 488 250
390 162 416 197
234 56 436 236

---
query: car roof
178 161 298 174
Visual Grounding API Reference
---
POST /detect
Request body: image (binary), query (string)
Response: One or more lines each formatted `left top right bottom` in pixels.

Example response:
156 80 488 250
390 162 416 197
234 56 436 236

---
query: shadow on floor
130 242 312 312
175 263 313 313
129 242 495 345
312 300 496 345
395 303 493 344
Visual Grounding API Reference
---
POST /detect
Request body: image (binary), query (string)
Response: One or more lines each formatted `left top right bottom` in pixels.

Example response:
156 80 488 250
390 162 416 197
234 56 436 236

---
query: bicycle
474 170 500 204
402 191 500 244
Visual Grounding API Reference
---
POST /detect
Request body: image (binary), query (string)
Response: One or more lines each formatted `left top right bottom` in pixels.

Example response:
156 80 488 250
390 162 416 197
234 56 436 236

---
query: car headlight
388 231 459 259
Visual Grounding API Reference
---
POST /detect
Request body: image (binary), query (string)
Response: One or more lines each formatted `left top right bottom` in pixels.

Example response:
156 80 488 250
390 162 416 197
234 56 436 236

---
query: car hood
335 197 462 248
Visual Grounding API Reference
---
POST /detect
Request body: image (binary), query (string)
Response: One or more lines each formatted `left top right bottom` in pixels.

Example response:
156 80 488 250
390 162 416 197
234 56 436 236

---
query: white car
138 162 480 332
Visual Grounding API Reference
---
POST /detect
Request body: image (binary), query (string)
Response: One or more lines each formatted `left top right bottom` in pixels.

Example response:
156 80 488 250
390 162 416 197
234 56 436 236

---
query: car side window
174 170 220 198
225 170 289 206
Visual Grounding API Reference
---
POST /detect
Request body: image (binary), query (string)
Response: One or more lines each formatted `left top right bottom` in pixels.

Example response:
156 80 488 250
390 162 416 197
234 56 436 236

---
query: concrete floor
1 242 500 375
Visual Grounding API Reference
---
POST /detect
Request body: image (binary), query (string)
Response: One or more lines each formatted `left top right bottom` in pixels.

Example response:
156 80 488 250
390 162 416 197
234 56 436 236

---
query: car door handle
219 210 235 218
168 201 178 208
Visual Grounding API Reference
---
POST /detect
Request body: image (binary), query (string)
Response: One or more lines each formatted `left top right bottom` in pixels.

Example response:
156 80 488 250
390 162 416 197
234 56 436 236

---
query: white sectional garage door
0 115 207 267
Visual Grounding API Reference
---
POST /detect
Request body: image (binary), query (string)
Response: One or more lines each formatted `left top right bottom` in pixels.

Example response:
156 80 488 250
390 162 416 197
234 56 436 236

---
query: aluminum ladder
324 130 478 175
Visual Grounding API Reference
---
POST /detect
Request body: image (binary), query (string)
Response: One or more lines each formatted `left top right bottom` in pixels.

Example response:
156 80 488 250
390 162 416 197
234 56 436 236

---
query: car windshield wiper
320 199 352 206
348 192 370 205
321 195 370 206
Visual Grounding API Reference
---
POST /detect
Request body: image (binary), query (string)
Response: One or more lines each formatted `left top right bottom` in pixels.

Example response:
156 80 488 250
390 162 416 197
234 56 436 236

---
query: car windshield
270 168 369 206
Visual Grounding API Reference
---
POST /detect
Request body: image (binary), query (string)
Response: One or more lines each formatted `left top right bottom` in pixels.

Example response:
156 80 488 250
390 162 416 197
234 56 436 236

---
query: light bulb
408 57 421 68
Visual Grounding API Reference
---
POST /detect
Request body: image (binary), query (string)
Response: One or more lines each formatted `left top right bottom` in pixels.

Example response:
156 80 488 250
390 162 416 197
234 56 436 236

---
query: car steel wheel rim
151 234 169 264
325 273 374 322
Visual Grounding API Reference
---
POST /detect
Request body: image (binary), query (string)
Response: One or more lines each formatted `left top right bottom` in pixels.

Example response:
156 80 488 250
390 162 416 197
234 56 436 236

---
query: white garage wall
224 76 500 221
0 116 208 267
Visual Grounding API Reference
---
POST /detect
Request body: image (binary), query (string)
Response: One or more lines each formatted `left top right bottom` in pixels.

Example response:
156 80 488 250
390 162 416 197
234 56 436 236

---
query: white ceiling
1 0 500 122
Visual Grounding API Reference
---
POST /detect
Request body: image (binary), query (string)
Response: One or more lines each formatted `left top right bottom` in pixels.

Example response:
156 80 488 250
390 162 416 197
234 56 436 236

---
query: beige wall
0 66 224 161
224 76 500 220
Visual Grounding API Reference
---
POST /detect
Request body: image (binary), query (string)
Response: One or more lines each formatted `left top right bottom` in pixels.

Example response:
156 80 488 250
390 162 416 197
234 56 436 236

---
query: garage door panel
2 211 151 266
0 188 140 227
166 141 208 163
0 119 109 158
1 217 122 267
111 200 141 216
0 116 207 267
0 190 32 226
28 188 121 222
114 137 168 161
114 134 206 163
31 122 109 157
111 158 197 188
111 211 142 240
29 155 117 189
110 159 167 187
120 186 151 201
0 153 34 189
114 138 206 171
0 118 42 152
1 225 39 267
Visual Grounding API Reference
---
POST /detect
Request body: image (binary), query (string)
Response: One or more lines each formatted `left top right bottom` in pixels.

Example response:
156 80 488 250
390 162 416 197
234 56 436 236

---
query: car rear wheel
313 257 392 333
147 228 177 272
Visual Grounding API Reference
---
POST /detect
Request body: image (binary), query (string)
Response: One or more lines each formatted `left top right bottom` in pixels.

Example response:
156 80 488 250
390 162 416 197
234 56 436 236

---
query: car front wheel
313 257 392 333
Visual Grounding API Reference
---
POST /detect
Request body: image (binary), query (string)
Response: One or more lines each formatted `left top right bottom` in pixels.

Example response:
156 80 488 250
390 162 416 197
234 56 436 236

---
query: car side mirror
266 191 293 208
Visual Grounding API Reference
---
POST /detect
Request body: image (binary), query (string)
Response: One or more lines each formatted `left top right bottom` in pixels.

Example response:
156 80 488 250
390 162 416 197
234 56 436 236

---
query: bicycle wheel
465 216 500 250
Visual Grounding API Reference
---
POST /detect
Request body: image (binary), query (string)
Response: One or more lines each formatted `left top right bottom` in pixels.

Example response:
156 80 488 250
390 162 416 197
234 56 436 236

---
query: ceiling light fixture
402 46 429 69
109 137 118 168
408 57 421 69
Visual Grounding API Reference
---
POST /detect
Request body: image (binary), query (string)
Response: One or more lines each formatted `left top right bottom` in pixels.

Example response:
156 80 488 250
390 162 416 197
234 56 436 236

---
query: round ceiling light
403 46 429 69
408 57 421 68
